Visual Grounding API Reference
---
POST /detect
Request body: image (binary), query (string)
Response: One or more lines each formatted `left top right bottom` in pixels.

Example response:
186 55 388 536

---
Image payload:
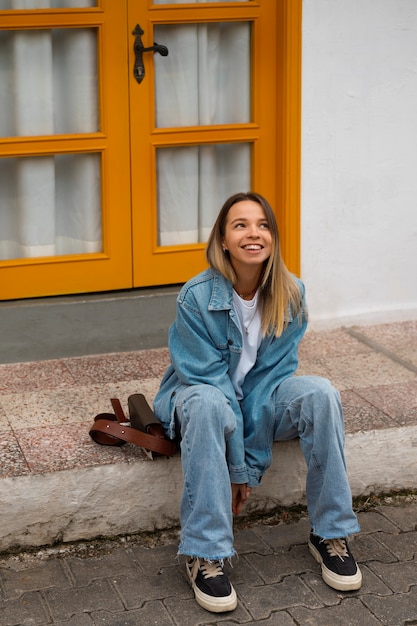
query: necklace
235 290 259 335
243 309 258 335
235 284 259 300
239 288 257 300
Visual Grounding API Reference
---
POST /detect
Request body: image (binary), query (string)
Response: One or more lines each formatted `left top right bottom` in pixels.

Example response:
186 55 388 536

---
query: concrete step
0 315 416 553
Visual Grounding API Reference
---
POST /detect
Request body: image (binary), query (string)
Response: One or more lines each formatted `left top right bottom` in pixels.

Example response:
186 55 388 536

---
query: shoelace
322 538 349 561
199 560 224 579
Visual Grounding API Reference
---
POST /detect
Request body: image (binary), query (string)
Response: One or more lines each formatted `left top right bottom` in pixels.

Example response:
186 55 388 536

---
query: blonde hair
206 192 304 337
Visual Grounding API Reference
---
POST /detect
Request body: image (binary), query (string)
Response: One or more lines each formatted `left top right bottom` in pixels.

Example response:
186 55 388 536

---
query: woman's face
222 200 273 275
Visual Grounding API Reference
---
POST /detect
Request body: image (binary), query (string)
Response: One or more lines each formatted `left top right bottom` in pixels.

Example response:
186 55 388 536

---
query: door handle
132 24 168 84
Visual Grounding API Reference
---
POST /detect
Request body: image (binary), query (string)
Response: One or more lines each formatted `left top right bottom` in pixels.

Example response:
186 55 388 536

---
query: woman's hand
231 483 252 515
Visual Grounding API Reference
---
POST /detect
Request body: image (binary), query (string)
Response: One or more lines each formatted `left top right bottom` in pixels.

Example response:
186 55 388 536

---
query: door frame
128 0 302 286
0 0 302 301
276 0 302 276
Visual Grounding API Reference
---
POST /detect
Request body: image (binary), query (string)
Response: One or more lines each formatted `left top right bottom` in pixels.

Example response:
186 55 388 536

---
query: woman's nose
248 224 260 237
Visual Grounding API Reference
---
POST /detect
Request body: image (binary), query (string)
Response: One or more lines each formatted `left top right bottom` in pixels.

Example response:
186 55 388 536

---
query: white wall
301 0 417 327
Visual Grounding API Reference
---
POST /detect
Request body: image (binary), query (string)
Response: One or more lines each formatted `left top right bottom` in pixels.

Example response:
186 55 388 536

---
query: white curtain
154 22 251 245
0 13 251 260
0 22 100 261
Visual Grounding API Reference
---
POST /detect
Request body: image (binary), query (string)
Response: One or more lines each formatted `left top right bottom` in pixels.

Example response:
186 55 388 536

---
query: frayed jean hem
177 547 236 563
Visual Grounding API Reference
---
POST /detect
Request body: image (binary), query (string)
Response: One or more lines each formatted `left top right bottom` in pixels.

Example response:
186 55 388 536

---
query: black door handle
132 24 169 84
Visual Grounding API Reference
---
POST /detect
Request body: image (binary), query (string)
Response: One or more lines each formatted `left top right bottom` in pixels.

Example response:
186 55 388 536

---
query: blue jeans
173 376 360 560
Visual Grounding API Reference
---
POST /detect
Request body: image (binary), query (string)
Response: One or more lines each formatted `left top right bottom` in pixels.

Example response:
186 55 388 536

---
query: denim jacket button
228 339 233 345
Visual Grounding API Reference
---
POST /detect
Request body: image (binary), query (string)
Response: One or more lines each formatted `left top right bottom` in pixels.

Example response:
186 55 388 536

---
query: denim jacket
153 268 308 487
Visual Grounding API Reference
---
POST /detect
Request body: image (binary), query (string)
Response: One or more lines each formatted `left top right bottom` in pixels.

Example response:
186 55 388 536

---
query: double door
0 0 301 300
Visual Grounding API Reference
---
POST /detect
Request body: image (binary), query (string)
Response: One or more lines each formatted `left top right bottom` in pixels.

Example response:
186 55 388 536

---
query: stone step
0 316 416 552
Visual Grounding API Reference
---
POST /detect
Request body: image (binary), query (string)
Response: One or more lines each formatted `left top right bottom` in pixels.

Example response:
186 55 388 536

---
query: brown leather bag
89 394 176 459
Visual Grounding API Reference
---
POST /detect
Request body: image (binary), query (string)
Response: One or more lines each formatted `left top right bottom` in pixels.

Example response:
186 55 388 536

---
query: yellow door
128 0 296 286
0 2 133 300
0 0 300 301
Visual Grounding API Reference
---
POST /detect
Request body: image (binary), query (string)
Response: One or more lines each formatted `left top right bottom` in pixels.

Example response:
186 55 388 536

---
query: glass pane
0 1 96 8
157 143 251 246
0 28 98 137
154 22 250 128
0 153 102 260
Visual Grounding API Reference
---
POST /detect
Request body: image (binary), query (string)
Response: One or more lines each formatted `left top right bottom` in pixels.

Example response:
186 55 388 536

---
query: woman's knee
277 375 342 427
178 383 227 406
287 375 339 400
176 384 236 433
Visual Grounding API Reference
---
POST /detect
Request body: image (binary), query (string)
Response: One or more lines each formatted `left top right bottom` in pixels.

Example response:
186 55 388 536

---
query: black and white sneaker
308 533 362 591
186 557 237 613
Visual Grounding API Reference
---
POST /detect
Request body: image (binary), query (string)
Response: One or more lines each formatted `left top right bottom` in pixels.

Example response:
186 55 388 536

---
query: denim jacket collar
208 270 234 312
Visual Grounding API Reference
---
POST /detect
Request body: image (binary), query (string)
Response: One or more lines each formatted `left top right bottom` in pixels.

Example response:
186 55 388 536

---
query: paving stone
362 586 417 626
66 547 140 586
375 529 417 560
0 558 70 600
43 579 124 621
251 517 311 549
225 554 264 586
164 595 252 625
64 615 94 625
367 559 417 593
0 591 50 626
233 527 274 555
356 510 402 534
222 613 297 626
378 504 417 531
350 532 398 563
289 597 382 626
92 601 174 626
127 543 179 575
237 575 322 620
299 571 344 606
244 544 312 584
112 570 189 609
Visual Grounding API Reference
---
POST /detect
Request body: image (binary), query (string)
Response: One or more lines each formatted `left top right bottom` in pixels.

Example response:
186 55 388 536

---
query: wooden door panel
0 4 132 300
128 0 284 287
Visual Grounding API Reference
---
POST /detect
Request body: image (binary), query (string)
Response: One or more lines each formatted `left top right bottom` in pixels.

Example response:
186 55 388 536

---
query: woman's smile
222 200 272 271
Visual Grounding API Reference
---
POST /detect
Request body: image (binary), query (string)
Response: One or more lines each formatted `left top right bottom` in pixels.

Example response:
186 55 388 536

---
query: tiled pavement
0 320 417 624
0 499 416 625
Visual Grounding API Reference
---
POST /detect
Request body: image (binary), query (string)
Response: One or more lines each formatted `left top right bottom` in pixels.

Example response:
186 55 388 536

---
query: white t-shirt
231 290 263 400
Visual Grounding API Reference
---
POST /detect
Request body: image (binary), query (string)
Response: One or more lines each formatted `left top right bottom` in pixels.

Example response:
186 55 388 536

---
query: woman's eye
260 223 269 229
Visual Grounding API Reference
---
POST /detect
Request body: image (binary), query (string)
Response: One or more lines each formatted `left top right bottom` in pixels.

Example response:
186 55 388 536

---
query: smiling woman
152 191 362 613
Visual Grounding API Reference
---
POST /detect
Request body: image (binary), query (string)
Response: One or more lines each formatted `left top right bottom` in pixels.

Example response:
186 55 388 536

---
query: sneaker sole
186 565 238 613
308 540 363 591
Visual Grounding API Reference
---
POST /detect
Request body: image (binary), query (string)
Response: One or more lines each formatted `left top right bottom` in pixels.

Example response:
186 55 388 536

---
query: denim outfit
154 269 360 560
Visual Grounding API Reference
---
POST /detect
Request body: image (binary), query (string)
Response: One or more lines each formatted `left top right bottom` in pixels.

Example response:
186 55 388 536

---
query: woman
154 192 362 613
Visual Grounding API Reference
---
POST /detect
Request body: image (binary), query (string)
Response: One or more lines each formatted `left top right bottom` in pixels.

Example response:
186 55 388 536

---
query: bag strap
111 398 129 423
89 418 176 456
89 397 176 457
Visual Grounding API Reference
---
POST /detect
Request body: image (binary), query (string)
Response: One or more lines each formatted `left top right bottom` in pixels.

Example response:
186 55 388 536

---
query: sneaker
308 533 362 591
185 557 237 613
